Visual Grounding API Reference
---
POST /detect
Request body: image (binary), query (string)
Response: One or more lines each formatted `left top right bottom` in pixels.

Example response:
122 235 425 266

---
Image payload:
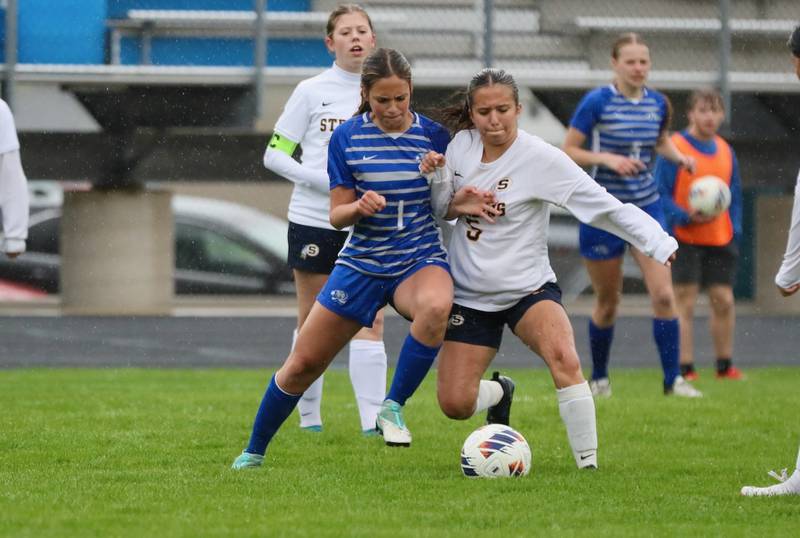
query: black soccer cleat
486 371 515 426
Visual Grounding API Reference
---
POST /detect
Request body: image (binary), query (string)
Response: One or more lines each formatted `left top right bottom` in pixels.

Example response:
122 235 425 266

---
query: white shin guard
349 339 387 431
557 381 598 468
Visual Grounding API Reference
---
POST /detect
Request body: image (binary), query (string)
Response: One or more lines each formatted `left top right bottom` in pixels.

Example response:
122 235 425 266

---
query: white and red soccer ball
460 424 531 478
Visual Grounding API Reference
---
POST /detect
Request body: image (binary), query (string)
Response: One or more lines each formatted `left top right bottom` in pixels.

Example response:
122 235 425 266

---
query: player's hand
419 151 445 175
678 154 696 174
356 190 386 217
452 186 498 223
777 283 800 297
603 154 646 176
689 210 715 224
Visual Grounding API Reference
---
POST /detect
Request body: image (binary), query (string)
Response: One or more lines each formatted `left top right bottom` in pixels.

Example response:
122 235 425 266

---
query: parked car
0 194 295 296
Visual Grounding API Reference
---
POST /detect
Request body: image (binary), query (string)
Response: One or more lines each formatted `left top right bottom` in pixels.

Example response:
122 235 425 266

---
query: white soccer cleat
666 376 703 398
741 468 800 497
375 399 411 447
589 378 611 398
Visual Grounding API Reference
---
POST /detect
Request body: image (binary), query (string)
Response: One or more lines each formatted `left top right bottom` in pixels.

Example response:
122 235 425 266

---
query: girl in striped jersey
262 4 387 436
563 33 701 398
233 49 496 467
422 68 680 469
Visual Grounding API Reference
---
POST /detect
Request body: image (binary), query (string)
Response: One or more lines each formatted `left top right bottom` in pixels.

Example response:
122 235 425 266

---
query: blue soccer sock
385 333 440 406
653 318 680 389
245 374 302 456
588 320 614 380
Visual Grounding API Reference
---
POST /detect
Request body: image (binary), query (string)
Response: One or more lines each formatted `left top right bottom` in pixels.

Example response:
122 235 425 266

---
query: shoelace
767 468 789 483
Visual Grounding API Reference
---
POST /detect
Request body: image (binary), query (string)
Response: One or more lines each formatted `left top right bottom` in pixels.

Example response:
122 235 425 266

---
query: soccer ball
460 424 531 478
688 175 731 218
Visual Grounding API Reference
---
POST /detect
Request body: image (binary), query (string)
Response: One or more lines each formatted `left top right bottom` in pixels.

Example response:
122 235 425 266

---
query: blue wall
19 0 107 64
120 37 330 67
108 0 309 17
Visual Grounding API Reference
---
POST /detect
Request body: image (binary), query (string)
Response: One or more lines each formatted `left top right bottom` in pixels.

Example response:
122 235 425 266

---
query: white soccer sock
557 381 598 468
349 339 387 431
294 328 323 428
795 442 800 471
474 379 504 415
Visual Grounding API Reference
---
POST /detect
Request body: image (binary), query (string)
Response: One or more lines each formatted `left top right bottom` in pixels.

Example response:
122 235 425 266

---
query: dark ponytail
438 68 519 133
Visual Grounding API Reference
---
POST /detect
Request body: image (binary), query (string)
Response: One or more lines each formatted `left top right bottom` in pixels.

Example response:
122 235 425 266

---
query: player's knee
547 346 582 378
651 289 675 314
438 392 474 420
594 301 618 325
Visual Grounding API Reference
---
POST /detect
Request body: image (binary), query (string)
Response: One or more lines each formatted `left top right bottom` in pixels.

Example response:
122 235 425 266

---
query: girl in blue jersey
232 48 497 468
262 4 387 436
563 33 701 398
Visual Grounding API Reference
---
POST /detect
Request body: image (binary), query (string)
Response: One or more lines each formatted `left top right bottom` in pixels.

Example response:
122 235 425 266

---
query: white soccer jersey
0 99 20 154
446 129 677 311
273 63 361 229
775 169 800 289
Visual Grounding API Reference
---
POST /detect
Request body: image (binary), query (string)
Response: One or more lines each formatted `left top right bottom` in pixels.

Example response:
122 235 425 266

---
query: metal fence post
483 0 494 68
254 0 267 125
719 0 732 131
2 0 18 111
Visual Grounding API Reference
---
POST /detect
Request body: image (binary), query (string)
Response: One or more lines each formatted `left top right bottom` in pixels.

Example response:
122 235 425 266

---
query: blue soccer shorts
579 200 666 260
317 258 451 328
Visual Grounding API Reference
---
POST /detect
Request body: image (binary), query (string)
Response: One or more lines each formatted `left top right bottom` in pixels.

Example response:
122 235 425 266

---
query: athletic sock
474 379 504 415
653 318 680 389
349 339 387 431
680 363 696 377
292 327 322 428
588 320 614 380
245 374 302 456
557 381 598 468
385 333 440 406
795 443 800 471
716 358 732 374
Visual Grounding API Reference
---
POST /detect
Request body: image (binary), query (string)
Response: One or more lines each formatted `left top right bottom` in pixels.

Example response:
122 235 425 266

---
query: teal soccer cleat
231 451 264 470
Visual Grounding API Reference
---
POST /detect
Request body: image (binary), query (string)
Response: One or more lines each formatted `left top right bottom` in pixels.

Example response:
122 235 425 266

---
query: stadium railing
572 16 796 36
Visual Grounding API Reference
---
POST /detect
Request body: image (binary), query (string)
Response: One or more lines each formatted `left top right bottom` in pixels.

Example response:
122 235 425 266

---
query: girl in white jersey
262 5 385 435
0 98 28 257
421 68 679 470
740 24 800 498
563 33 700 399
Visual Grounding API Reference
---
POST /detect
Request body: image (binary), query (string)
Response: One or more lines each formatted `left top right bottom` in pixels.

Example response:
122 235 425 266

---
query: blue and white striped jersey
327 111 450 277
569 84 669 207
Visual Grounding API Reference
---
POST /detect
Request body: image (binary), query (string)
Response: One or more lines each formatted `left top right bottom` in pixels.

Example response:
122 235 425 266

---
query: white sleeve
263 148 330 194
0 150 29 254
562 175 678 264
775 171 800 288
273 81 312 144
421 163 455 219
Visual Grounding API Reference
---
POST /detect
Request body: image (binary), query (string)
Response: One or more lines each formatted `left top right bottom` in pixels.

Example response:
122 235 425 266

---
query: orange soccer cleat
716 366 744 380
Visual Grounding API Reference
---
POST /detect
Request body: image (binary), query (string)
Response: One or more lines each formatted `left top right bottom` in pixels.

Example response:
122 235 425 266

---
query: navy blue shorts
317 258 451 328
444 282 563 349
579 200 666 260
287 222 348 274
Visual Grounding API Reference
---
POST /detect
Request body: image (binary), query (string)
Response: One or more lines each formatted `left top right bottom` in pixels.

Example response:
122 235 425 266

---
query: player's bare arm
563 127 644 176
329 186 386 229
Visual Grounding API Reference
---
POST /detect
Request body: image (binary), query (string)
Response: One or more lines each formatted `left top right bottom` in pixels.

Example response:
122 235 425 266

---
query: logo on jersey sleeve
301 244 320 259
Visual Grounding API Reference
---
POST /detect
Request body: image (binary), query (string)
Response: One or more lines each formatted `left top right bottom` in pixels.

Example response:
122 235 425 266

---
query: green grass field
1 367 798 537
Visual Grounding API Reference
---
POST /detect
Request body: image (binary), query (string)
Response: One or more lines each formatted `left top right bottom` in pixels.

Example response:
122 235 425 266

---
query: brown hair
611 32 648 59
326 4 374 37
355 48 412 115
687 87 724 112
438 68 519 132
